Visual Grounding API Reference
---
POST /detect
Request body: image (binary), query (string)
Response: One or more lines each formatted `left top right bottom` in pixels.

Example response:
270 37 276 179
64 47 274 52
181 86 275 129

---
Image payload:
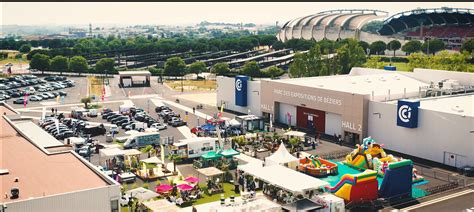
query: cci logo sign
235 75 248 107
235 79 243 91
397 100 420 128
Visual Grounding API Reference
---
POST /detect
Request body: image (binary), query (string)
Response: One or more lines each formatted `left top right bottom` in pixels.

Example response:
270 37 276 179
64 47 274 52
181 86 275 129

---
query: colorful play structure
298 156 338 177
344 137 424 183
327 160 415 203
327 170 379 203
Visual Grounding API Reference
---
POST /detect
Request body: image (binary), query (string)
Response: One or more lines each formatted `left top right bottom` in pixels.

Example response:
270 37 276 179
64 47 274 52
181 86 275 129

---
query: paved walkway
177 126 197 139
234 153 263 166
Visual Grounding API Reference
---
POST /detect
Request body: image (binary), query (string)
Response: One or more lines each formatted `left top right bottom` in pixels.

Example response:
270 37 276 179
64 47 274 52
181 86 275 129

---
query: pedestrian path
162 100 211 120
176 126 197 139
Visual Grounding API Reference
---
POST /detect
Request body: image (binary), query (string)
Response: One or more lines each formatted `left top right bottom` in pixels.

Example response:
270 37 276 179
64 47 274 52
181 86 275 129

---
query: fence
415 164 468 187
319 149 353 161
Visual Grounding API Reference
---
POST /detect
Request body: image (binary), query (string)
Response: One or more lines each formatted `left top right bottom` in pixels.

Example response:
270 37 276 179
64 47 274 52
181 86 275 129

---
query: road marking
128 94 161 99
401 189 474 211
17 99 130 111
21 115 116 127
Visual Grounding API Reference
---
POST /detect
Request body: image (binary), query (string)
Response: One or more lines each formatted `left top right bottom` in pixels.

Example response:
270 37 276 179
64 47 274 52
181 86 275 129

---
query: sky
1 2 473 26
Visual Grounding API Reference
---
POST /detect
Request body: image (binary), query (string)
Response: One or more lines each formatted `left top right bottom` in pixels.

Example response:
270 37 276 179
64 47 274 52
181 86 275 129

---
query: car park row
0 75 73 103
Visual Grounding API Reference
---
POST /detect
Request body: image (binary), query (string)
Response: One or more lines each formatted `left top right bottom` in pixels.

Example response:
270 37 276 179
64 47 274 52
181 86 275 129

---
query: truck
123 132 160 149
169 137 218 159
124 122 147 131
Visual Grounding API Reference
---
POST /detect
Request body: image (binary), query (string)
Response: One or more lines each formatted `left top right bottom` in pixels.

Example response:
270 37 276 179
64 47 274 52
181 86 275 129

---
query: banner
235 75 248 106
397 100 420 128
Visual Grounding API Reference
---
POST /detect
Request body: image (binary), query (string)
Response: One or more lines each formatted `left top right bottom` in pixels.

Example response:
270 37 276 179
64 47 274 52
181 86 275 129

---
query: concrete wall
368 101 474 168
260 79 366 139
216 76 261 116
4 185 121 212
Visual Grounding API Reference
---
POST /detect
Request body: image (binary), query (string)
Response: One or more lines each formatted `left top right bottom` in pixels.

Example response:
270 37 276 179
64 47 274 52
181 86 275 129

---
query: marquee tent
237 164 329 194
265 142 299 169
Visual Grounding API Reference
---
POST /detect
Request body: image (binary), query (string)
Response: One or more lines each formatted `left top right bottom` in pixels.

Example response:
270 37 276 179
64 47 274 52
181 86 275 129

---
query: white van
88 109 98 117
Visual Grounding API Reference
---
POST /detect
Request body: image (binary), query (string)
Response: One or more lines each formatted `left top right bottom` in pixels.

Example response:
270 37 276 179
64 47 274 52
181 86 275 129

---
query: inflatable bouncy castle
344 137 424 183
327 170 378 203
329 160 415 203
298 156 338 177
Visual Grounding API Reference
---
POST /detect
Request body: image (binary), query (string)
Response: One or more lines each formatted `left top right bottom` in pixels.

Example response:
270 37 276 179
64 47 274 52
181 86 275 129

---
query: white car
110 124 119 134
29 95 43 101
150 122 167 130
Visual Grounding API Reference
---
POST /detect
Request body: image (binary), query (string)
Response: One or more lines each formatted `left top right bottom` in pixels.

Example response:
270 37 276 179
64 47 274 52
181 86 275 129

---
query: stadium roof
378 7 474 35
277 9 388 42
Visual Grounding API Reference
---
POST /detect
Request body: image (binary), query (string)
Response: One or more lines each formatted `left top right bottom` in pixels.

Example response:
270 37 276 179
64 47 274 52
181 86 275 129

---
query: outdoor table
119 172 136 183
241 191 251 200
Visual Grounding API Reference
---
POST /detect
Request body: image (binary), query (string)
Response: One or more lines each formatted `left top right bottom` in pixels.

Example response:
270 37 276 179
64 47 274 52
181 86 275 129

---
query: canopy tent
200 123 216 131
284 131 306 138
125 187 159 201
141 156 163 164
238 164 329 194
184 176 200 184
143 199 179 212
200 151 222 160
177 184 194 191
155 184 173 193
265 143 299 169
123 149 142 156
219 148 240 158
197 167 224 177
99 148 124 157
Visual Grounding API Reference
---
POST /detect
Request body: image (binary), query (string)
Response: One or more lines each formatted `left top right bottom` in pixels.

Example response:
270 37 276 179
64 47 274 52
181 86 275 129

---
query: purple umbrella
177 184 194 191
156 184 173 193
184 176 200 184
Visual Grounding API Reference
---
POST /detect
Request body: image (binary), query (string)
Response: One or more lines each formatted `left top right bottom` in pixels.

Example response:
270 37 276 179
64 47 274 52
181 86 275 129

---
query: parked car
170 118 186 127
44 76 56 81
155 106 170 113
102 111 116 119
13 98 27 104
29 95 43 101
58 91 67 96
107 113 123 122
81 125 107 136
110 124 119 134
150 122 167 130
88 109 98 117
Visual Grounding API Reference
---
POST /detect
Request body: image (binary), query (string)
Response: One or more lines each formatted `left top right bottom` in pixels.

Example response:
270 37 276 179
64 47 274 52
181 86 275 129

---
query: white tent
141 156 163 164
284 131 306 138
265 142 299 169
238 164 329 194
125 187 159 201
99 148 124 157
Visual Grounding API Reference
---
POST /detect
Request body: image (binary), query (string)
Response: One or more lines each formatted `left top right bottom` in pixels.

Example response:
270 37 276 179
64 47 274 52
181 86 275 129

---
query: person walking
51 108 54 115
192 206 197 212
193 107 195 114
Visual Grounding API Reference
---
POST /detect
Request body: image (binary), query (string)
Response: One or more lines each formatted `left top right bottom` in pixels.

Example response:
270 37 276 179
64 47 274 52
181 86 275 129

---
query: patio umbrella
177 184 194 191
184 176 200 184
155 184 173 193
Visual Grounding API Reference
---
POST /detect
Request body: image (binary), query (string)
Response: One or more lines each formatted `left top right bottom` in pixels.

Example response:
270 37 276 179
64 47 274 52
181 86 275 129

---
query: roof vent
10 187 19 199
379 77 386 82
365 78 372 83
0 169 9 175
452 106 464 113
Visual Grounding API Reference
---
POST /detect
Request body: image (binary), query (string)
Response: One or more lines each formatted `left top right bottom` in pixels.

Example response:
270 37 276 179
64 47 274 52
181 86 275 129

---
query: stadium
278 7 474 50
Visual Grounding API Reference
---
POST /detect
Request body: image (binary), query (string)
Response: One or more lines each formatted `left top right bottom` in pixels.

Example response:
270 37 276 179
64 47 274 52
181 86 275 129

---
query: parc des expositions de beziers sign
235 75 248 107
397 99 420 128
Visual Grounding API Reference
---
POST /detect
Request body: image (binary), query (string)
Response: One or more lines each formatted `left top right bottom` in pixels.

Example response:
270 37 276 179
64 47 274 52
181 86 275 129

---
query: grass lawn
0 57 29 66
165 80 216 91
380 62 411 72
87 76 105 97
192 183 240 205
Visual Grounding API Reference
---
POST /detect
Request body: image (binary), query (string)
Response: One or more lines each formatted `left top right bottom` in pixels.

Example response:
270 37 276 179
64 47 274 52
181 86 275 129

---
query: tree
402 40 422 54
271 41 285 50
30 53 50 74
461 38 474 53
361 20 384 34
358 41 370 54
168 154 182 173
141 145 156 158
187 61 207 75
164 57 186 76
422 39 445 55
50 56 69 75
19 44 32 53
241 61 261 77
81 96 92 109
387 40 401 57
289 52 308 78
336 39 366 74
264 66 284 78
369 41 387 55
95 58 115 73
306 44 323 77
69 56 88 76
364 56 384 69
211 62 230 76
